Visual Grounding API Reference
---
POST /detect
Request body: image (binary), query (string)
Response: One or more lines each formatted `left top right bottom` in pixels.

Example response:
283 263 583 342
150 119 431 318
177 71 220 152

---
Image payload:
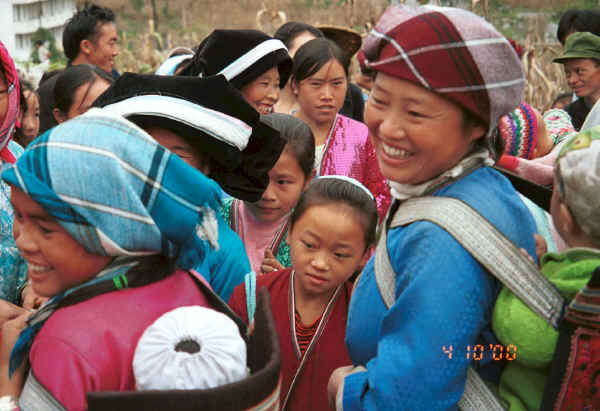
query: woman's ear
53 108 67 124
290 76 299 96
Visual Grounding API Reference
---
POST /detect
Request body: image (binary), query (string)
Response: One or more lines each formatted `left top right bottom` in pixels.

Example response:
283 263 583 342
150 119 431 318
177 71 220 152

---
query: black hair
273 22 324 49
63 4 115 62
261 113 315 178
292 38 349 83
53 64 114 114
290 178 378 249
552 92 573 107
557 8 600 45
39 69 62 86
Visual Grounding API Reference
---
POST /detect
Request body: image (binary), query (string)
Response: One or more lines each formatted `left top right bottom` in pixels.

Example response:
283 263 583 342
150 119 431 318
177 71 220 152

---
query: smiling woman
175 29 292 115
327 5 541 410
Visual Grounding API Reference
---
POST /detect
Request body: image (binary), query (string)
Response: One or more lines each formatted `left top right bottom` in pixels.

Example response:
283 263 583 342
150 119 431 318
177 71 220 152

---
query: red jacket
229 268 352 411
26 270 213 411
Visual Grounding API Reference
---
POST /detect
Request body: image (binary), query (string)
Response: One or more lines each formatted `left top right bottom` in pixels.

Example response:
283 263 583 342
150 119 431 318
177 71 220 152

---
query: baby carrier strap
373 196 566 411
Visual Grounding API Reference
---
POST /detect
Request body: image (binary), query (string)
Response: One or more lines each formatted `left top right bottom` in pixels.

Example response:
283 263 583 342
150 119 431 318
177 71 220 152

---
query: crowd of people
0 2 599 410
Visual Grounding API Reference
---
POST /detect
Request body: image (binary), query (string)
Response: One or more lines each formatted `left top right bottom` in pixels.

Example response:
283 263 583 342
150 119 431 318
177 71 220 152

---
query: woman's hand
260 248 284 274
0 312 30 397
534 234 548 262
327 365 354 409
21 285 48 310
0 301 26 329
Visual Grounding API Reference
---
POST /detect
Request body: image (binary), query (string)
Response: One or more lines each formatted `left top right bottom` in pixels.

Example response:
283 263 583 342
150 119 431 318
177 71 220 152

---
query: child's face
293 58 347 126
288 203 368 297
240 66 281 115
246 149 308 223
21 90 40 146
10 186 112 297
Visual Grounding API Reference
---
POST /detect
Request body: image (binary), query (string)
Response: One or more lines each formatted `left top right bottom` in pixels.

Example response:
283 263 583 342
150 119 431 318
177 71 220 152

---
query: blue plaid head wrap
2 109 230 374
2 108 224 259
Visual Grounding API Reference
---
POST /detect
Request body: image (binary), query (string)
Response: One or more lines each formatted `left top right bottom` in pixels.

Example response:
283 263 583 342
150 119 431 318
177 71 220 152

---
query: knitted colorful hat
361 5 525 157
555 125 600 242
181 29 292 90
499 102 538 159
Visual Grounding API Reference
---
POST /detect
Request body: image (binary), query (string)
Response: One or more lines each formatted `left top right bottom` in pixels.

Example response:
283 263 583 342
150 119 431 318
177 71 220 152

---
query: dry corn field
91 0 571 112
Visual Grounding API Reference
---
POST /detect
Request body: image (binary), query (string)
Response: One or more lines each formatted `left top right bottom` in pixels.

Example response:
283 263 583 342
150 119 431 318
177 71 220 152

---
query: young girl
221 113 315 275
228 176 378 410
273 22 324 114
52 64 113 124
176 29 292 115
0 109 238 410
291 38 391 220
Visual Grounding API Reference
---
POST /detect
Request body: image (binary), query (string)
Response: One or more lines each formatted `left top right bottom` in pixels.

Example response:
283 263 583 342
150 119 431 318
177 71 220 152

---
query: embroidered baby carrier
87 283 282 411
540 267 600 411
373 196 566 410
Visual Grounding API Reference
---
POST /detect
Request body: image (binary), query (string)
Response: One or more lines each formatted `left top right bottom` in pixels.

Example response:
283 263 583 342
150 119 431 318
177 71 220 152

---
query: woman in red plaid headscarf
327 5 538 410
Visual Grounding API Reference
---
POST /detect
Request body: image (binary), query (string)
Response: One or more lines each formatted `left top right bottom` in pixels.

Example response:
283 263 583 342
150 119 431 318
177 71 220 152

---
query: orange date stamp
442 344 517 361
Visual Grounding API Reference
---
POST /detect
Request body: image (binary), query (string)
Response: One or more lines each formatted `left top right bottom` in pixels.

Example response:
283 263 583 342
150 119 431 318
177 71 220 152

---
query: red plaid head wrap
0 41 19 163
362 5 525 145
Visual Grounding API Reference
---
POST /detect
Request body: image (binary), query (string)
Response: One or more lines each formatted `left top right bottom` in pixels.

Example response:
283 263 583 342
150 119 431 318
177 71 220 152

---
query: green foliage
129 0 144 11
29 28 64 64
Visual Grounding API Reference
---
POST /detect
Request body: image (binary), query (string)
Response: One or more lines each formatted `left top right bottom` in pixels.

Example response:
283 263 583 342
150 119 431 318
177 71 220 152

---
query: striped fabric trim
368 30 431 89
436 78 525 93
368 36 508 67
284 270 343 409
218 39 287 82
103 95 253 150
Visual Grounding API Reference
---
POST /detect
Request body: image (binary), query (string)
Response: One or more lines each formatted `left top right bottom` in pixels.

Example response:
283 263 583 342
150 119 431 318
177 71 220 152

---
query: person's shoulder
256 267 292 288
337 113 367 130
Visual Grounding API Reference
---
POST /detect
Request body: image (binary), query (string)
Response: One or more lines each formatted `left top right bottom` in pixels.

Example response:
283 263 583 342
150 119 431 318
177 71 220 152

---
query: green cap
554 32 600 64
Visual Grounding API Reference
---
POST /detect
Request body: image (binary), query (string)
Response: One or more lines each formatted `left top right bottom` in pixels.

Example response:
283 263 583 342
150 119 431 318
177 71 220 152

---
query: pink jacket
319 114 391 220
24 270 212 411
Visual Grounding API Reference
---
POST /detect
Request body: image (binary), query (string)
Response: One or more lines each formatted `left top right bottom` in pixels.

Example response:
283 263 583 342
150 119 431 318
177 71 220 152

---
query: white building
0 0 76 62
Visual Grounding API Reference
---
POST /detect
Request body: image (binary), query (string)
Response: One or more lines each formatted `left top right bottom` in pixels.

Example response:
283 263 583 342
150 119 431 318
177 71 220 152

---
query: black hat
182 29 292 89
92 72 286 202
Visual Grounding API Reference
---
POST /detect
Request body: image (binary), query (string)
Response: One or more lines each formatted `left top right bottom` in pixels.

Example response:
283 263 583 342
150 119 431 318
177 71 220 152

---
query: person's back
493 126 600 410
25 269 211 411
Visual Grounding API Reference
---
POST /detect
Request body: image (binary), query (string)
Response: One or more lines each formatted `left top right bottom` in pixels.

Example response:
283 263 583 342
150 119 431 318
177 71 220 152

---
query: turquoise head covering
2 108 230 373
